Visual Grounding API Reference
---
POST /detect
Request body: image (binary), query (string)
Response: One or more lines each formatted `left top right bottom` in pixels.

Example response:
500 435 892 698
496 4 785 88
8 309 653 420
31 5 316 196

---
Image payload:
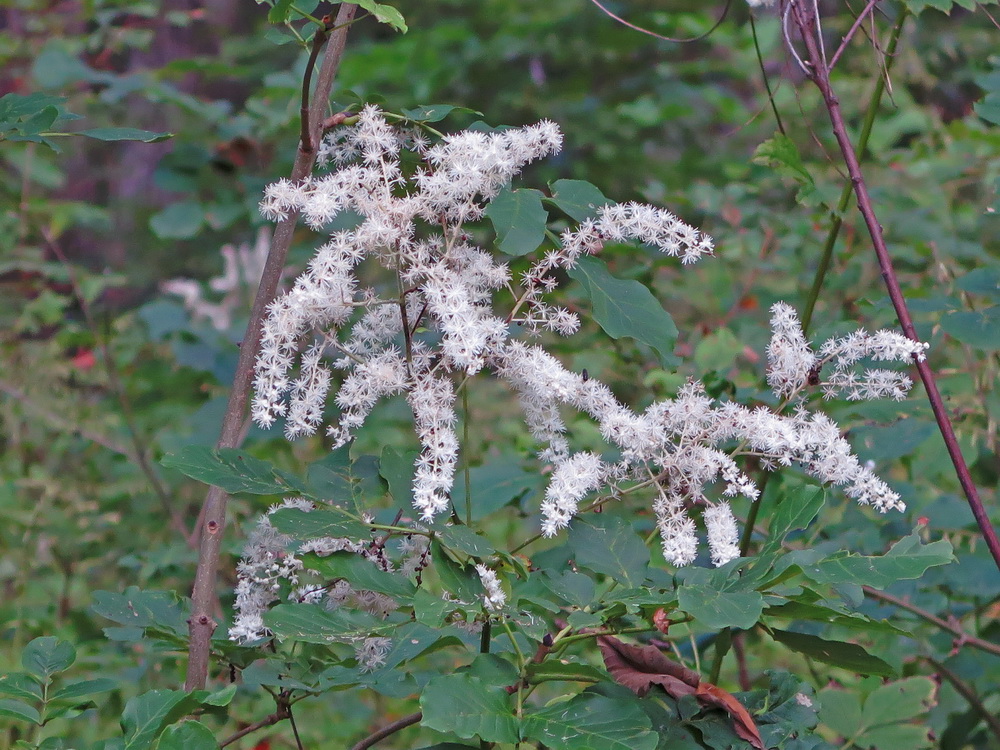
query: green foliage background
1 0 999 748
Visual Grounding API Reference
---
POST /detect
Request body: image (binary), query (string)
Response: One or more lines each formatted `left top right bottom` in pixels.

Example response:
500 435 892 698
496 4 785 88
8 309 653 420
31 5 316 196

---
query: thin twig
828 0 880 71
185 3 359 692
862 586 1000 658
790 0 1000 574
800 10 906 334
586 0 732 43
924 656 1000 744
219 703 291 747
350 712 423 750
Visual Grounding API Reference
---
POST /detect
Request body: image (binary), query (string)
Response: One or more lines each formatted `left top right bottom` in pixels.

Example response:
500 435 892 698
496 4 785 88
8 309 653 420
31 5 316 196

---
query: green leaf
540 571 596 608
0 673 43 701
264 603 378 644
400 104 480 123
420 674 519 743
161 446 308 495
763 486 825 552
771 629 895 676
940 306 1000 349
568 516 649 588
149 201 204 240
267 0 294 23
306 446 355 499
304 551 416 600
431 541 481 601
355 0 408 32
0 698 41 725
22 638 75 680
693 327 741 372
525 661 606 684
820 677 935 748
752 134 817 204
521 691 657 750
451 459 542 521
547 179 611 221
484 187 547 256
77 128 172 143
91 587 189 637
49 678 117 702
269 508 370 540
157 720 219 750
568 256 678 367
438 525 496 557
121 690 201 750
677 584 764 630
956 267 1000 298
800 532 954 590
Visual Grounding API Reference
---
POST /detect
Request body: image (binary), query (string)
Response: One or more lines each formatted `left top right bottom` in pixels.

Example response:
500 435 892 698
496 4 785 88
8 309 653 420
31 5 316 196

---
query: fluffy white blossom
248 110 915 572
475 563 507 611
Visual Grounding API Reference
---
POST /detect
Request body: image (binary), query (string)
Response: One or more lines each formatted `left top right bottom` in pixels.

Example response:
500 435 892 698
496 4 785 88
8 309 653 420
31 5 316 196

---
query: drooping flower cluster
230 498 430 666
249 107 922 571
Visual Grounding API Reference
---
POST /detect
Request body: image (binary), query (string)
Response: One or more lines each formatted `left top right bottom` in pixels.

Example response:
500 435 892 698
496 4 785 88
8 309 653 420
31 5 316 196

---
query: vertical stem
463 387 472 525
185 4 358 692
800 12 906 334
791 1 1000 574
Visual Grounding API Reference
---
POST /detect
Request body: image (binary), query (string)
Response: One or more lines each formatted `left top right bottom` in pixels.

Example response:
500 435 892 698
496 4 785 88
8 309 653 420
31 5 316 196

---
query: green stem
750 14 785 136
463 387 472 525
708 627 731 684
800 11 907 334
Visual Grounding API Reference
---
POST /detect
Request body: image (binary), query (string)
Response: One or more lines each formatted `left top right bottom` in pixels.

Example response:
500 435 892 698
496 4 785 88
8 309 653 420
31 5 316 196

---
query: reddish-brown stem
350 712 423 750
828 0 880 71
863 585 1000 658
184 3 358 691
790 0 1000 573
220 700 292 747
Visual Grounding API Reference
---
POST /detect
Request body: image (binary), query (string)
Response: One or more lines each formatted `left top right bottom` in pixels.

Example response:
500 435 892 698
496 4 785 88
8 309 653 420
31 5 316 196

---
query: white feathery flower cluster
767 302 928 403
229 498 429 643
252 108 712 524
703 502 742 567
249 109 915 570
475 563 507 611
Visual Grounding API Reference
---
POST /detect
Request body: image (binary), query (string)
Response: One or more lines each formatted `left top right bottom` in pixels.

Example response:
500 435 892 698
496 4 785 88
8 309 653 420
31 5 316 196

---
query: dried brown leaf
696 681 765 750
597 635 699 698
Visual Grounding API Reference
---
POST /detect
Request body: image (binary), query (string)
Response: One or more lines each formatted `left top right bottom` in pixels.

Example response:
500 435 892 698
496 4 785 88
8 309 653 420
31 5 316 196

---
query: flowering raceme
248 106 925 572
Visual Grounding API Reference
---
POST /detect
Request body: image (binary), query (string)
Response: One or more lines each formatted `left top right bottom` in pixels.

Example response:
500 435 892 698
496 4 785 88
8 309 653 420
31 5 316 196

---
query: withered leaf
696 681 765 750
597 635 699 698
598 636 764 749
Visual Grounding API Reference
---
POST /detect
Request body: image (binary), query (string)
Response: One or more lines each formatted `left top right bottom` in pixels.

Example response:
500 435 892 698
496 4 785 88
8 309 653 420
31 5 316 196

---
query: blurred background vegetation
1 0 998 747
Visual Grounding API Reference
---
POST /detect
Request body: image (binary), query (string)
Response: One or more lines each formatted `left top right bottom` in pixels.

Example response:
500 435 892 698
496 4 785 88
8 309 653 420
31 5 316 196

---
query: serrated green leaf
800 532 954 590
77 128 172 143
752 134 816 203
306 446 355 499
161 446 308 495
22 638 75 680
304 551 416 600
568 516 649 588
677 584 764 630
568 256 678 366
771 630 895 676
420 674 519 743
431 541 481 601
485 187 547 256
820 678 935 749
269 508 370 540
157 720 219 750
521 691 657 750
0 698 41 725
547 179 611 221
